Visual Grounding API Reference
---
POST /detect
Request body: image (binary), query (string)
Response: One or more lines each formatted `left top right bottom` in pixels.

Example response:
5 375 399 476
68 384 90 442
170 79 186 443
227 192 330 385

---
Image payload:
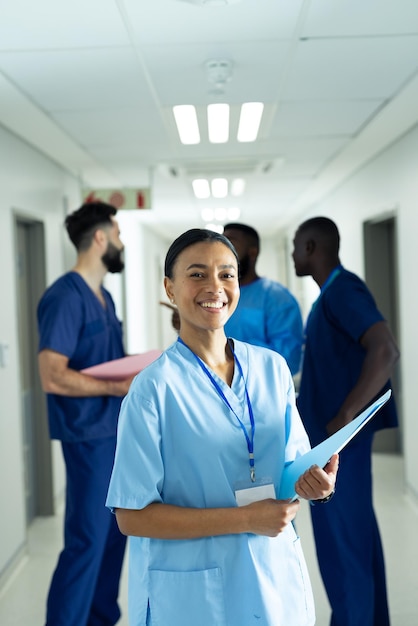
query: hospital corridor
2 1 418 625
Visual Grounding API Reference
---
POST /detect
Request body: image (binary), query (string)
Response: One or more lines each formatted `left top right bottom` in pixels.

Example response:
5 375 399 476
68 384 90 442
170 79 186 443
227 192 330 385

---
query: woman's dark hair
164 228 239 279
65 201 117 251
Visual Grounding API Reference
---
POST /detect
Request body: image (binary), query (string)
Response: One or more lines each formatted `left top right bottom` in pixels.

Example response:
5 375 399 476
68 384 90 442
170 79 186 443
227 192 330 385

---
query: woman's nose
206 275 223 292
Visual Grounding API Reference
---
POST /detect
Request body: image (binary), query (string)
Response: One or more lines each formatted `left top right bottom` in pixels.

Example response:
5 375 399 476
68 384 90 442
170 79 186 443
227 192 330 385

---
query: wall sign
82 188 151 210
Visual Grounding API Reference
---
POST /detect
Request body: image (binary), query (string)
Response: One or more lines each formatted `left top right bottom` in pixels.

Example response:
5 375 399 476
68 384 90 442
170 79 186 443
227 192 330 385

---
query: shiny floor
0 454 417 625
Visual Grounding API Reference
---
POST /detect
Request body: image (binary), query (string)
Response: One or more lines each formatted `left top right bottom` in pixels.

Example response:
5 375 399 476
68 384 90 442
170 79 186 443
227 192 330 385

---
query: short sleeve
323 274 383 342
37 287 85 358
106 383 164 511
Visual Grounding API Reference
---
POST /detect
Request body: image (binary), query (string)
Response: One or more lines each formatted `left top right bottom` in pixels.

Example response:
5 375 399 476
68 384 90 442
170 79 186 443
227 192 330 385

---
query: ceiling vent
183 158 258 177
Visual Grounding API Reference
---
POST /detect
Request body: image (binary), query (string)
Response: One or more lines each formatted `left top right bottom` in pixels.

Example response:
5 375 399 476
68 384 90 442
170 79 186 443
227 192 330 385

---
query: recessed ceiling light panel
237 102 264 143
173 105 200 145
207 103 229 143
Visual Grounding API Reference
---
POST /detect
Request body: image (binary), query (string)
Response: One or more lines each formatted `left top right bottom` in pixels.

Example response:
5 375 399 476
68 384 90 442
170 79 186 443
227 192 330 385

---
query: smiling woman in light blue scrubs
106 228 338 626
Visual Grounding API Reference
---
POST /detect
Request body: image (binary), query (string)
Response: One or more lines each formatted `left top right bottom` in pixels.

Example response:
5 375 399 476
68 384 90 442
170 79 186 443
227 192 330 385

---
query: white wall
0 124 80 582
284 123 418 500
113 214 175 355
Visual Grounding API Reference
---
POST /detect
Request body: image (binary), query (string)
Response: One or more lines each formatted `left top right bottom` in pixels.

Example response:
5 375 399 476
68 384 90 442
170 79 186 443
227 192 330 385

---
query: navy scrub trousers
45 436 126 626
310 433 390 626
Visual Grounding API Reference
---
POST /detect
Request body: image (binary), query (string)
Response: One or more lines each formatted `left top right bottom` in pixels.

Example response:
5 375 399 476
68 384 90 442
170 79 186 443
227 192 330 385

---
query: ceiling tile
141 40 292 106
303 0 418 38
52 107 168 147
0 48 152 111
285 36 418 100
124 0 304 44
272 99 383 137
0 0 129 50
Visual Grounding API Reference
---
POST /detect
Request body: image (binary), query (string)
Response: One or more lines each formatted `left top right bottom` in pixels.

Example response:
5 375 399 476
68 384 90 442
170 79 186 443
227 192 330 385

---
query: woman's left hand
294 453 339 501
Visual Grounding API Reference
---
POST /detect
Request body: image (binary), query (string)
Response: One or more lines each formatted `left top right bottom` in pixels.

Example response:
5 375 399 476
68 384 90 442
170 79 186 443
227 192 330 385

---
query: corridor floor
0 454 417 625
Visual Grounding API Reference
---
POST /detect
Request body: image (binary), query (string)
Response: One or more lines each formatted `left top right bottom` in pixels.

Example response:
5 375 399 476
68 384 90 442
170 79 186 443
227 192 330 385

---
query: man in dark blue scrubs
37 201 134 626
292 216 399 626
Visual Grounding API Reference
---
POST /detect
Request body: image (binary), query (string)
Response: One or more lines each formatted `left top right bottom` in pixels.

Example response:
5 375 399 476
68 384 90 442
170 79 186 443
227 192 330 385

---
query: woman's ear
164 276 174 303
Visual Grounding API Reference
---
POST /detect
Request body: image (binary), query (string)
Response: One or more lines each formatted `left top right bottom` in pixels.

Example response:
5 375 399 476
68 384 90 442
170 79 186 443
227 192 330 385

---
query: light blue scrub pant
45 437 127 626
311 434 390 626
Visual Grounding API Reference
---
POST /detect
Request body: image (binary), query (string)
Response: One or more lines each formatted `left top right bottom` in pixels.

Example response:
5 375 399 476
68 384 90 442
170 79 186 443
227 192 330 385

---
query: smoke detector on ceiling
178 1 243 6
205 59 233 93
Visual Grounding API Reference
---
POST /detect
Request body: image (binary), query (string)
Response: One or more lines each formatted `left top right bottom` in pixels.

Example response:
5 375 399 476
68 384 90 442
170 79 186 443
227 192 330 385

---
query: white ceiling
1 0 418 237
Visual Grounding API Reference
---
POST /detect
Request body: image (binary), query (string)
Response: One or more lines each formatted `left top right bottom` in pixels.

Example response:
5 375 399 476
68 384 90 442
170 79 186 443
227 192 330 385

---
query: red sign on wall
83 188 151 210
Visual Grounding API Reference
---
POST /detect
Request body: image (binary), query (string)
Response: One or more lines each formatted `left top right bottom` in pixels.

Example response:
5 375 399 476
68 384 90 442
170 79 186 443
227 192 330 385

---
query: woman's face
164 240 239 335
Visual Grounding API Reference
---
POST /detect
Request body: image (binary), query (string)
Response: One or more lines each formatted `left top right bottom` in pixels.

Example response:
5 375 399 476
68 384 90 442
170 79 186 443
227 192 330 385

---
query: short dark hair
65 201 117 251
223 222 260 249
165 228 239 279
297 217 340 255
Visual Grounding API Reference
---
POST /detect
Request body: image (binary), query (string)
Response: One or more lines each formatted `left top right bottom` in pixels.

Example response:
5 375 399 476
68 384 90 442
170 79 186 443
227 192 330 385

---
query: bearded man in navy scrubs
37 201 133 626
292 216 399 626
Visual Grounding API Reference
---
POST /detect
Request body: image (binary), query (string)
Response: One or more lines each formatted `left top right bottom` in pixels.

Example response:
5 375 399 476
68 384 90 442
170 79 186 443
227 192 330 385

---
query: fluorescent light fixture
231 178 245 196
192 179 210 199
211 178 228 198
173 105 200 145
207 103 229 143
227 207 241 220
237 102 264 142
205 223 224 233
201 208 214 221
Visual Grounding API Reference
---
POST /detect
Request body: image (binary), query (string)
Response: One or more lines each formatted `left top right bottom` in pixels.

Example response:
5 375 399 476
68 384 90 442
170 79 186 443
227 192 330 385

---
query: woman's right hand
243 498 300 537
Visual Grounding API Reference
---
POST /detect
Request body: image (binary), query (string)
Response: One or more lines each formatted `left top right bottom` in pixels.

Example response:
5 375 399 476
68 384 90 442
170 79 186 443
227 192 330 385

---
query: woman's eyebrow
185 263 236 270
186 263 207 270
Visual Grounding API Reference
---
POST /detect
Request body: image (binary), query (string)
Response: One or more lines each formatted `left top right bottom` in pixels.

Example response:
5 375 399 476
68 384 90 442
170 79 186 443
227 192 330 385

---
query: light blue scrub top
224 277 303 375
106 340 314 626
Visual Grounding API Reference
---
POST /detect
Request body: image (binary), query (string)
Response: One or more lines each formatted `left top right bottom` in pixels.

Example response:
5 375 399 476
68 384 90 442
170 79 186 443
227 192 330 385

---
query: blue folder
279 389 392 500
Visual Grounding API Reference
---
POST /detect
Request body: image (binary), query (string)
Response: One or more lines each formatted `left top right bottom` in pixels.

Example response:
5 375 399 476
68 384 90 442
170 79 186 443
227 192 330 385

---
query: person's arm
115 454 339 541
326 321 400 435
38 349 133 397
116 497 301 540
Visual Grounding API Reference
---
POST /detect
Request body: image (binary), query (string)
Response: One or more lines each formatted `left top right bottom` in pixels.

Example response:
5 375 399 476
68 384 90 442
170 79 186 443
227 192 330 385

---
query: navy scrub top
37 271 125 442
297 268 398 447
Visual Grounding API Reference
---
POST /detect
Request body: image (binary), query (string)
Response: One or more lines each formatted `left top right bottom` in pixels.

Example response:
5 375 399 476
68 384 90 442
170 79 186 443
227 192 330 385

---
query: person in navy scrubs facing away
106 227 338 626
293 216 400 626
223 223 303 376
37 201 134 626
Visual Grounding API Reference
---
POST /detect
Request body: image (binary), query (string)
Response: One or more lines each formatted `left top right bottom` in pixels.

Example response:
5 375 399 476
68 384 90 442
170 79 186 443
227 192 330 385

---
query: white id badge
234 477 276 507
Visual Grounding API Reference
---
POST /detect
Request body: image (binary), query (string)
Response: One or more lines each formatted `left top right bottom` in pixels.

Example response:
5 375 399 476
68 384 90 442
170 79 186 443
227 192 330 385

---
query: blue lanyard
178 337 256 482
307 265 343 323
320 265 343 293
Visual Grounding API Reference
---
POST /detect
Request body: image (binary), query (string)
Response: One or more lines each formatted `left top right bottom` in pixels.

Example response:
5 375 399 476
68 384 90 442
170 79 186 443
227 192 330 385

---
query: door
363 215 402 453
15 217 53 522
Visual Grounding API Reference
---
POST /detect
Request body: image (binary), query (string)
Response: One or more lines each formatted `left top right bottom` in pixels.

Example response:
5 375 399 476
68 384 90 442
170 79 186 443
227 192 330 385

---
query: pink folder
81 349 162 381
